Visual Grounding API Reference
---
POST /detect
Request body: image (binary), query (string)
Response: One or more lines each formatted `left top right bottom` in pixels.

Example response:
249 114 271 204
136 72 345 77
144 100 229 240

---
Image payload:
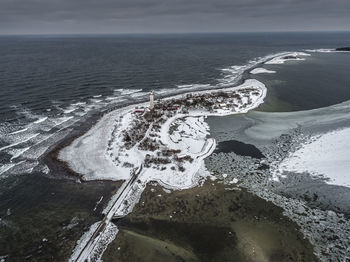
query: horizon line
1 30 350 37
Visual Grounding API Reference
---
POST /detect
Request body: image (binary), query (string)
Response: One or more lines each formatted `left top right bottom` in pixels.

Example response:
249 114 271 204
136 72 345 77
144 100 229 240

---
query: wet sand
102 180 316 262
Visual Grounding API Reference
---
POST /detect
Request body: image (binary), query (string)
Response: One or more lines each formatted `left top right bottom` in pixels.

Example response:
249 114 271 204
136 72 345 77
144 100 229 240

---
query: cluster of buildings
133 88 255 116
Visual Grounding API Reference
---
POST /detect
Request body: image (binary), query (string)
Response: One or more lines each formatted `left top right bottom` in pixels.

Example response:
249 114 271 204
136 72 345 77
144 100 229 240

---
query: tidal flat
102 180 316 262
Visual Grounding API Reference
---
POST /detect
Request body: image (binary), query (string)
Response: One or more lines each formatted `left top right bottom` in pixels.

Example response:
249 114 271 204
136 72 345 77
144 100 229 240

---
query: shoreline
42 78 249 181
41 51 316 261
58 79 267 183
41 50 310 183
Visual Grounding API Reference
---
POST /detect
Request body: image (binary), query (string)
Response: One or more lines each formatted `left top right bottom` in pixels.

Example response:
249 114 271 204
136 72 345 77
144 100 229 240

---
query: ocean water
1 32 350 261
1 32 350 179
254 52 350 111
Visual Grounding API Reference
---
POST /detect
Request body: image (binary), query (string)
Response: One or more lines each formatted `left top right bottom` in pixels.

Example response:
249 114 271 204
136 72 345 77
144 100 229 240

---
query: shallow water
103 181 317 262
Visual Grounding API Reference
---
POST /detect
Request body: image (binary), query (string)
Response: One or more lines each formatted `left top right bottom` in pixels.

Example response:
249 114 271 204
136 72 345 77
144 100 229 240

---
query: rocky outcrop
335 47 350 51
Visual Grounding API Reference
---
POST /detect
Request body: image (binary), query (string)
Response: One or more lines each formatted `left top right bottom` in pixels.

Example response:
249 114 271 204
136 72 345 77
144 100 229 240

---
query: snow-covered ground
59 105 141 181
169 116 210 154
274 128 350 187
59 79 267 184
250 68 276 74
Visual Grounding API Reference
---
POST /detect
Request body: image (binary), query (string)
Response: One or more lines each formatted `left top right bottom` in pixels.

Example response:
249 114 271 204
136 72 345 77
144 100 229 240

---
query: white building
150 91 154 110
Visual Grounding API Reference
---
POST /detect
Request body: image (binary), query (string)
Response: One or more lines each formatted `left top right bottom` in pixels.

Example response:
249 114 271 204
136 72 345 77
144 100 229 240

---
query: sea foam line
0 133 40 152
34 117 48 124
9 128 28 135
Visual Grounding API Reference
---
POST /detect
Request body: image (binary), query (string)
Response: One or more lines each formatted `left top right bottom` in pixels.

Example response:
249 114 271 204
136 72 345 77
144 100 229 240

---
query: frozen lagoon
205 93 350 261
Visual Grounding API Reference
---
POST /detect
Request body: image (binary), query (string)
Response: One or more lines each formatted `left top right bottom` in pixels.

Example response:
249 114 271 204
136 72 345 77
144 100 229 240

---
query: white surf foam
177 84 193 88
130 92 148 98
63 108 76 114
114 89 143 96
305 48 335 53
71 102 87 106
34 117 48 124
51 116 75 127
89 99 103 103
0 161 26 177
0 133 40 152
176 84 211 89
105 96 125 101
9 128 28 135
9 147 31 161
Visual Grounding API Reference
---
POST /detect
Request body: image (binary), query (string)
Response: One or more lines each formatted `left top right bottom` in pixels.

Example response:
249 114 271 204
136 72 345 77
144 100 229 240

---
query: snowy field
275 128 350 187
250 68 276 74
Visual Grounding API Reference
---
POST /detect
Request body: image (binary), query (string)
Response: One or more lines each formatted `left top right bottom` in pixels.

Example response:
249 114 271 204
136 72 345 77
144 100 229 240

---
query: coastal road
73 165 142 262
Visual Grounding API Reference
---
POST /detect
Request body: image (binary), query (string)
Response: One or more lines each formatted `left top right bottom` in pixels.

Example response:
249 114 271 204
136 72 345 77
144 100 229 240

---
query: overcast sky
1 0 350 34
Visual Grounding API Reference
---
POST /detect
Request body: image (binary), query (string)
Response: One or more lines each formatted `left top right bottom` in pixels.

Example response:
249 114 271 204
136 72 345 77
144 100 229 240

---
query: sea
1 32 350 261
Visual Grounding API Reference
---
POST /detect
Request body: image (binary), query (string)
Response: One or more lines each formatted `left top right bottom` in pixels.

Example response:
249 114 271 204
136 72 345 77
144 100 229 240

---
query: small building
134 106 145 114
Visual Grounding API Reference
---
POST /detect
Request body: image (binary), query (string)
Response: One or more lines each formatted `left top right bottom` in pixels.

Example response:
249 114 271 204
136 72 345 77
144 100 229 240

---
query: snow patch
250 68 276 74
274 128 350 187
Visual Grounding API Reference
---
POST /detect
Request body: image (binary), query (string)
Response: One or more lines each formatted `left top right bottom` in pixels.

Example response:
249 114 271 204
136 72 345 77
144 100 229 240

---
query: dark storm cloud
0 0 349 34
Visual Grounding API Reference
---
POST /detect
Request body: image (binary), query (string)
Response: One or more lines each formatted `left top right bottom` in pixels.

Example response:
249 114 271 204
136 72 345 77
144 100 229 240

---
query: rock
335 47 350 51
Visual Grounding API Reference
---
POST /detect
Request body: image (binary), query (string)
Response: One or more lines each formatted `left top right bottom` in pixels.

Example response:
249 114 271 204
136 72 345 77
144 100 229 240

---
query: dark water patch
335 47 350 51
214 140 265 159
